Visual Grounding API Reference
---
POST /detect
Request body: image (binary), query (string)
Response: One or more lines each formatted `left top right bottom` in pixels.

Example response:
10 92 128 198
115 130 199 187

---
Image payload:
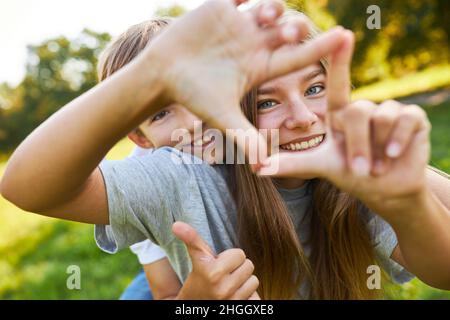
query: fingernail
282 25 299 41
352 156 370 176
386 142 401 158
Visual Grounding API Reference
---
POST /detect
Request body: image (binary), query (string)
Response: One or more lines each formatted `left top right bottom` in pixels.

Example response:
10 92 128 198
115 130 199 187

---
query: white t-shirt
128 146 167 265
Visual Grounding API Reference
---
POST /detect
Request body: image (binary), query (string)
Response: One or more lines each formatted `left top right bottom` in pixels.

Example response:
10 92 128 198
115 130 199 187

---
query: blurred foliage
155 4 186 17
287 0 450 86
0 29 111 153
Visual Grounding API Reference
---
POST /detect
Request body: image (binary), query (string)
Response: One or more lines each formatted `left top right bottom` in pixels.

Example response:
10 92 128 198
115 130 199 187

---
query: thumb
172 221 215 262
249 292 261 300
219 110 268 172
256 150 326 179
326 30 354 112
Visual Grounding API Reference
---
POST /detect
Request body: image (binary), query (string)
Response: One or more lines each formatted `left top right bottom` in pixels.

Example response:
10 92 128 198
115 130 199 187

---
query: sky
0 0 207 86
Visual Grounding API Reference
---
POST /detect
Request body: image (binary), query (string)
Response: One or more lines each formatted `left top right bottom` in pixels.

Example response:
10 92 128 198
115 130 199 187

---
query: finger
230 275 260 300
172 221 215 261
257 147 327 178
216 248 247 274
220 112 268 171
341 101 375 176
250 0 284 27
370 100 401 175
386 105 430 159
227 259 255 293
267 26 346 80
263 16 310 49
232 0 249 6
326 30 354 112
248 292 261 300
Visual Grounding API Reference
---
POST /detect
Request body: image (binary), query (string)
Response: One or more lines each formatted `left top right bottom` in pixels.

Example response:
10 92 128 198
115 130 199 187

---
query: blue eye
305 84 324 97
257 100 277 110
151 110 169 122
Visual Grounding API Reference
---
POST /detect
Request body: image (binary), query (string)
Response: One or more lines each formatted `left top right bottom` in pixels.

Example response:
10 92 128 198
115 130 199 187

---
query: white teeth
280 134 325 151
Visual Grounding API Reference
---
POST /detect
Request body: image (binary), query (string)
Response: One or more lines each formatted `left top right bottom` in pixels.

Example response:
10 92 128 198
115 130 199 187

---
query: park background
0 0 449 299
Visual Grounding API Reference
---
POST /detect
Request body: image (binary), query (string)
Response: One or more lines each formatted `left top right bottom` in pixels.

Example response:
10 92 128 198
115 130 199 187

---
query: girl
98 13 450 300
2 1 449 300
2 0 345 300
174 29 450 299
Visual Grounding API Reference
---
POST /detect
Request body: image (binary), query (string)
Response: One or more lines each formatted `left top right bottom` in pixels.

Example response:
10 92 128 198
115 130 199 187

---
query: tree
0 29 111 153
286 0 450 86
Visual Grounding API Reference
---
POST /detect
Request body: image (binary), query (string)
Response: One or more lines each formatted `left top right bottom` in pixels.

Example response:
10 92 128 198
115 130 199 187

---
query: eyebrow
257 68 326 95
303 68 325 82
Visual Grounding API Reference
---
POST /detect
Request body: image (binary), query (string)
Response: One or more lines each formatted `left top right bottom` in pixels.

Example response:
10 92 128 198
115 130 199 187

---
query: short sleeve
95 148 198 254
363 209 415 284
130 240 167 265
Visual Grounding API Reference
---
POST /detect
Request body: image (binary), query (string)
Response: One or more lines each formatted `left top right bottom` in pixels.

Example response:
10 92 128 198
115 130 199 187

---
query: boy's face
128 103 219 163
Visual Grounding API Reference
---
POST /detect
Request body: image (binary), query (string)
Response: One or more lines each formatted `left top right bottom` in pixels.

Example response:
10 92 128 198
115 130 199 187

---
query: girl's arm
378 184 450 289
1 0 348 224
426 166 450 210
259 31 450 289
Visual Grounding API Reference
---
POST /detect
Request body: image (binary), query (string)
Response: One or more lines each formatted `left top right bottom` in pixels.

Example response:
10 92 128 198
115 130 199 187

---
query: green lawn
0 102 449 300
0 139 140 299
352 64 450 102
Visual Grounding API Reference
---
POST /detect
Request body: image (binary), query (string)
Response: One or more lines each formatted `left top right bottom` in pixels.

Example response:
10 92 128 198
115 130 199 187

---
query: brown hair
233 12 380 299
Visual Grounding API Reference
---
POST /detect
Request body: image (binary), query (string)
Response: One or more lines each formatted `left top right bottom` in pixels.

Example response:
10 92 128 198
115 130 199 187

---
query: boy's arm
143 259 182 300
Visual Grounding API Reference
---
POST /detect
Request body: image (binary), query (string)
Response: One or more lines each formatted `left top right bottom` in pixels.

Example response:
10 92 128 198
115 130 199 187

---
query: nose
283 96 318 130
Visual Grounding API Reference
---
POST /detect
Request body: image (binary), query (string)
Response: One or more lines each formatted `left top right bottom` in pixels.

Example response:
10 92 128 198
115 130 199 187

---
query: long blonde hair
234 11 380 300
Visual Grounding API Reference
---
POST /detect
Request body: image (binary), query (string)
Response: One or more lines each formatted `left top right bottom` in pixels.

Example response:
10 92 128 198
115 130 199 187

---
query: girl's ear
128 129 154 149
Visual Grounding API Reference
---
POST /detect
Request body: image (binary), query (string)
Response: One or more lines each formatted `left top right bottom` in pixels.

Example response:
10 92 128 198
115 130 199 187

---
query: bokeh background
0 0 449 299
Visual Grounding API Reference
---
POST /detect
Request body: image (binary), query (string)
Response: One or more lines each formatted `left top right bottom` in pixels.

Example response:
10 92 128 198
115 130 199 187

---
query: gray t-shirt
95 147 414 293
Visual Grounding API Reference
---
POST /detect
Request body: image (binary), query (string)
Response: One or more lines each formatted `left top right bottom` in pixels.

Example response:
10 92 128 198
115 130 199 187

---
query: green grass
0 139 140 299
352 64 450 102
0 103 449 300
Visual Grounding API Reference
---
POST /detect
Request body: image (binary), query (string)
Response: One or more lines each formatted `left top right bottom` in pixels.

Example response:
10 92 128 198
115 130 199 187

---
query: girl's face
256 63 327 187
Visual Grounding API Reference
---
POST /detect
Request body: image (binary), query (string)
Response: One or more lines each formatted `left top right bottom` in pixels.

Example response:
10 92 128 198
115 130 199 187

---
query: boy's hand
145 0 348 167
172 221 260 300
257 30 431 217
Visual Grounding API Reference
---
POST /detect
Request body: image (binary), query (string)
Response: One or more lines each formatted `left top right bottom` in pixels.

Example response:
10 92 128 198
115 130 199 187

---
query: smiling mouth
279 134 325 151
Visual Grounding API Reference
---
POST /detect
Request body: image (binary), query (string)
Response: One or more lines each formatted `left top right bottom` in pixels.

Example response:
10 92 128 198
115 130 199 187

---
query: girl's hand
144 0 348 164
172 222 260 300
258 30 431 216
